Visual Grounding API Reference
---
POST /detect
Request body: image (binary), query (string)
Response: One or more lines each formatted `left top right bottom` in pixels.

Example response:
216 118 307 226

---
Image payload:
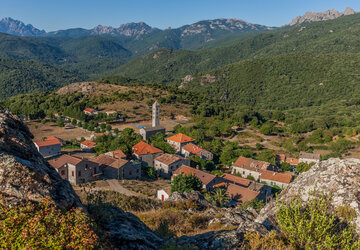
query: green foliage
276 195 360 249
329 138 354 156
256 149 276 165
296 162 315 173
0 197 99 249
171 173 202 193
205 188 230 207
259 122 276 135
239 198 265 212
149 133 176 154
246 175 255 181
143 166 157 179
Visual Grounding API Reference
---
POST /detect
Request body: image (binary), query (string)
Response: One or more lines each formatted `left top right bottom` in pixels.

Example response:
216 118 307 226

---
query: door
161 194 164 201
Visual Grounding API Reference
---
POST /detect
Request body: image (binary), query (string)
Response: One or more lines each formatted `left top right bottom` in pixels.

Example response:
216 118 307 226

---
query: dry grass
121 179 171 198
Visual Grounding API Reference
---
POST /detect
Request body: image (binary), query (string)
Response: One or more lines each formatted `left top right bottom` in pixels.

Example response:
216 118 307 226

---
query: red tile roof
109 158 129 169
182 143 203 155
132 141 163 155
213 182 227 188
81 140 96 148
34 139 61 148
286 158 299 165
94 132 109 137
45 136 65 145
173 165 216 186
260 170 292 184
233 156 271 173
84 108 95 112
276 154 286 162
155 153 183 165
167 133 195 144
109 149 127 159
222 173 251 187
93 154 117 166
49 154 83 169
226 183 260 203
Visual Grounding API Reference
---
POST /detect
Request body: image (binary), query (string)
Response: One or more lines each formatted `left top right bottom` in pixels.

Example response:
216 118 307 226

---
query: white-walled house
259 170 292 189
154 153 189 178
166 133 195 153
299 152 320 164
34 139 61 157
231 156 276 181
157 187 171 201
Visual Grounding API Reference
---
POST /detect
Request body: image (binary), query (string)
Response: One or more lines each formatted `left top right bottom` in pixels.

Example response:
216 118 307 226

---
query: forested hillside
0 58 83 99
111 13 360 82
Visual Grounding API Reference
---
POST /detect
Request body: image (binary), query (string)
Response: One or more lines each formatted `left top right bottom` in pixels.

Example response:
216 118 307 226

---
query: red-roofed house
132 141 163 167
172 165 223 191
231 156 276 181
226 183 260 205
34 139 61 157
45 136 66 146
154 153 190 178
104 149 127 159
286 157 299 167
157 187 171 201
167 133 195 153
49 154 100 185
80 140 96 152
93 154 141 180
259 170 293 189
181 143 213 161
84 108 98 116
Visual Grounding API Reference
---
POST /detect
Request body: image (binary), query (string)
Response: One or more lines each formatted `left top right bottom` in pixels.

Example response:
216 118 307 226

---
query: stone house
231 156 276 181
34 139 61 157
167 133 196 153
172 165 223 191
84 108 98 116
49 154 100 185
45 136 66 146
259 170 293 189
104 149 127 159
299 152 320 164
140 126 166 140
80 140 96 152
132 141 163 167
181 143 213 161
93 154 141 180
154 153 190 178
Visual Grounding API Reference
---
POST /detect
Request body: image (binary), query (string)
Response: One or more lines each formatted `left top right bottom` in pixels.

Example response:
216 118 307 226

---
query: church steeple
152 101 160 127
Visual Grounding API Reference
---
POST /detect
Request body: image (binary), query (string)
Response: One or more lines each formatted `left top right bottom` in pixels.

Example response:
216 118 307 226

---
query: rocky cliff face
0 109 80 209
0 17 46 36
288 7 358 26
91 22 160 39
256 158 360 233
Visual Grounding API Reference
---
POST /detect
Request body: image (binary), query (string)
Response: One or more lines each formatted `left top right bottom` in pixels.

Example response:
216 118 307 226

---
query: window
72 171 74 177
85 164 88 170
136 169 139 173
94 168 97 174
78 171 81 177
61 170 65 175
243 171 245 175
129 171 132 175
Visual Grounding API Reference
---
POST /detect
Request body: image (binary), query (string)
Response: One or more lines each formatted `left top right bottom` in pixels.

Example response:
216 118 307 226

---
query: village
32 100 321 207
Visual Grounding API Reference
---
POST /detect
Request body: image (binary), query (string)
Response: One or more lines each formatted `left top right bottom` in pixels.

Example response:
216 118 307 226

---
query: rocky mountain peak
288 7 358 26
0 109 81 209
0 17 46 36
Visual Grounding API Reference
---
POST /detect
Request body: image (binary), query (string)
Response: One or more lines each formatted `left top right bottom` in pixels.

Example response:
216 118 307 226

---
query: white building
299 152 320 164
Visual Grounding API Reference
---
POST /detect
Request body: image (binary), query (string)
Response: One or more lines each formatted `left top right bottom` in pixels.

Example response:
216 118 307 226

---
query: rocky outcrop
256 158 360 232
0 17 46 36
167 190 212 209
288 7 358 26
0 109 80 209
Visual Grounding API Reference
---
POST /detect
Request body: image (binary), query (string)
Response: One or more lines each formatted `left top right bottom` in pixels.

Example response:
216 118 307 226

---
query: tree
256 150 276 165
56 117 64 127
171 174 202 193
106 125 112 131
296 162 314 173
72 119 77 126
41 119 46 124
211 188 230 207
279 162 292 172
260 122 276 135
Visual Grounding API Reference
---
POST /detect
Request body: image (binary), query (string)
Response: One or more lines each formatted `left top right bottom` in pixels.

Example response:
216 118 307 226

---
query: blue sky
1 0 359 31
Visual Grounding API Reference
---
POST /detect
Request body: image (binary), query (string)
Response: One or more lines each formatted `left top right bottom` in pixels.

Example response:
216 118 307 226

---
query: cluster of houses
34 101 322 207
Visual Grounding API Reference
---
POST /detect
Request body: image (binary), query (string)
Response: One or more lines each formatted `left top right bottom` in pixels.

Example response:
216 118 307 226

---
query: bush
0 198 98 249
276 195 360 249
171 174 202 193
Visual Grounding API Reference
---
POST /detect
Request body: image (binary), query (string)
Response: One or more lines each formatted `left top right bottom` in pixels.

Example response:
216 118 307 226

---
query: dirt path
106 179 138 196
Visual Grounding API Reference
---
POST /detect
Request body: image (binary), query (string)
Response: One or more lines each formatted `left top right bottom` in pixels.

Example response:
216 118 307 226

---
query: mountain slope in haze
288 7 357 26
0 17 46 36
109 13 360 82
0 58 83 99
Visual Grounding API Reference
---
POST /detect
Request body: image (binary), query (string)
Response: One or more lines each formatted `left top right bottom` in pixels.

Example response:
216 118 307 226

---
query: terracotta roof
213 182 227 188
232 156 271 173
84 108 95 112
45 136 65 145
109 158 129 169
81 140 96 148
226 183 260 203
49 154 83 169
94 132 109 137
167 133 195 144
286 158 299 165
109 149 127 159
299 152 320 160
222 173 251 187
132 141 163 155
93 154 116 166
155 153 183 165
276 154 286 162
182 143 203 155
248 182 266 192
173 165 216 186
260 170 292 184
34 139 61 148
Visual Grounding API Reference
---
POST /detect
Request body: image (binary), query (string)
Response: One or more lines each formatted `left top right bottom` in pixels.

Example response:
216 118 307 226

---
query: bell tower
152 101 160 127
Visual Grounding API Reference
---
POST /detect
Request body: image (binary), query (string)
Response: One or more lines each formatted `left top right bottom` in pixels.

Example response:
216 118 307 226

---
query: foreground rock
0 109 81 209
167 190 212 209
256 158 360 232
